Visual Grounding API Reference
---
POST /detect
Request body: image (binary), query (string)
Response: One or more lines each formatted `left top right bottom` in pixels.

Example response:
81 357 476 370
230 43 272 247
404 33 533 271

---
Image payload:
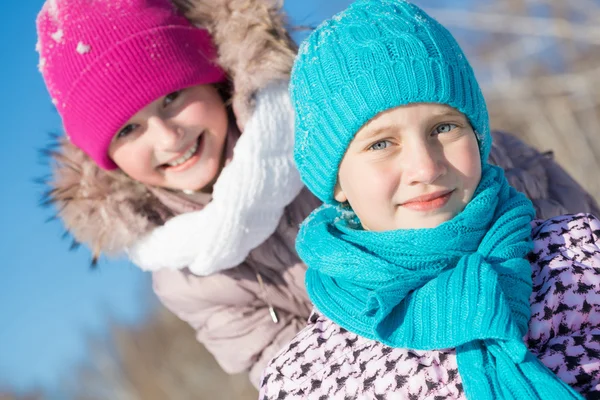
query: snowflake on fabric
45 0 60 21
76 42 91 54
50 29 64 43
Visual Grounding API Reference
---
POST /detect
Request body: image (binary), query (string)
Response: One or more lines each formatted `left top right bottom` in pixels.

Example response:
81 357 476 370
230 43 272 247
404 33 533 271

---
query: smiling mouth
167 141 199 167
160 134 204 171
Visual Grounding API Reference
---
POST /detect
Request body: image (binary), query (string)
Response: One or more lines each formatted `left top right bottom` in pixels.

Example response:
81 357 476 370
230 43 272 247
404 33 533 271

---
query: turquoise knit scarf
297 164 582 399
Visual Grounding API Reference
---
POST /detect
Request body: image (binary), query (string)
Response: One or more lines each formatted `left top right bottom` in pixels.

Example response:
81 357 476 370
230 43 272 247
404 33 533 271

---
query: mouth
160 133 204 172
399 189 455 212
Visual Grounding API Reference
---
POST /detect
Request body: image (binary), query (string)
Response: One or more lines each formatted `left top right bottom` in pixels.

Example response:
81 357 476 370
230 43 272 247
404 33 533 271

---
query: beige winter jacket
44 0 599 389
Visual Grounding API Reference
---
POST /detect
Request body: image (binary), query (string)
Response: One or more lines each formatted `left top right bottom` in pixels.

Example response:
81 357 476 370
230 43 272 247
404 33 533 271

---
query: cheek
447 138 482 195
371 163 401 200
180 102 211 127
111 142 156 179
184 103 229 151
186 90 228 136
340 161 398 208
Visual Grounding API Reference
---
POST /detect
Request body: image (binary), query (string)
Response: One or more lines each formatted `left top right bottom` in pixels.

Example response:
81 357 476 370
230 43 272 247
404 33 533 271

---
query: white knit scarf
128 81 304 275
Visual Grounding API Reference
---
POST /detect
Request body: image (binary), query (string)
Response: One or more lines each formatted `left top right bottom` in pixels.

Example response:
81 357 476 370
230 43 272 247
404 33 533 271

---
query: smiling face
108 84 228 192
334 103 482 231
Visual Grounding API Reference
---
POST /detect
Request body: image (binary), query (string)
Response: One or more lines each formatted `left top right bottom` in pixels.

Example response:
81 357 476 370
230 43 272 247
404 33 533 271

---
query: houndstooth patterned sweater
259 214 600 399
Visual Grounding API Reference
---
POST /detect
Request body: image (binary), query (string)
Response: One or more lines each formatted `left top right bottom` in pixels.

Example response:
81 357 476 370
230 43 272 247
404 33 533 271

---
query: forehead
358 103 467 135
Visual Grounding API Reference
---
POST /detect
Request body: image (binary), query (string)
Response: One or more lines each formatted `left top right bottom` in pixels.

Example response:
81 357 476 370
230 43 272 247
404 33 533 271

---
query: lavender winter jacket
259 214 600 399
44 0 599 389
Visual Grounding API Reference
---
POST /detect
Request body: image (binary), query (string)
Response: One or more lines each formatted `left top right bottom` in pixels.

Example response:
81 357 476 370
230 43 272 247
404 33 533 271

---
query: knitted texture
129 81 304 275
290 0 489 203
297 164 582 400
36 0 225 169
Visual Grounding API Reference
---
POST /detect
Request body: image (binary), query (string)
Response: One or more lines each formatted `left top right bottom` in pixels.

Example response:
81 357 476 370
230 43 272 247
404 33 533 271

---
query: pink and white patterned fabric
259 214 600 399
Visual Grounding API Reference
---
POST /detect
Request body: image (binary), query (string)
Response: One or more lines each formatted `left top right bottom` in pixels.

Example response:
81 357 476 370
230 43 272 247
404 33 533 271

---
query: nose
402 139 446 185
147 116 183 151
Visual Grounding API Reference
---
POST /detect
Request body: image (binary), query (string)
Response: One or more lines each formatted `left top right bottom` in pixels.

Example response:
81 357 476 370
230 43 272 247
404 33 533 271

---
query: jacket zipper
255 270 279 324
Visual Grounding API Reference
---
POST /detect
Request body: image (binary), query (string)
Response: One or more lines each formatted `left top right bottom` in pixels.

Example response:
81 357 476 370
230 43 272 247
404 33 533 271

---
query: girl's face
108 84 228 192
334 103 482 231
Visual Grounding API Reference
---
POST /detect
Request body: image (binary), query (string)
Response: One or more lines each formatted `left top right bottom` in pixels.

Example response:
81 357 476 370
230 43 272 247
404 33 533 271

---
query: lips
160 134 204 172
166 140 199 167
399 189 455 212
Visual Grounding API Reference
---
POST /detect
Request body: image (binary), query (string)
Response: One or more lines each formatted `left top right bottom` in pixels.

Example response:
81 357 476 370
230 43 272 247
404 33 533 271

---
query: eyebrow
358 108 467 140
358 126 395 140
430 109 466 119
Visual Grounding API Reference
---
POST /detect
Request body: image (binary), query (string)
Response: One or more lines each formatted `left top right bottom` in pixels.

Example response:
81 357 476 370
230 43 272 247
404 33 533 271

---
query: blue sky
0 0 357 394
0 0 481 395
0 0 152 393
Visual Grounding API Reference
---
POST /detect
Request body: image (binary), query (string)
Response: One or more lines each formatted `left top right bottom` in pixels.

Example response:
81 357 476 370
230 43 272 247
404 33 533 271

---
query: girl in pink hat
36 0 599 388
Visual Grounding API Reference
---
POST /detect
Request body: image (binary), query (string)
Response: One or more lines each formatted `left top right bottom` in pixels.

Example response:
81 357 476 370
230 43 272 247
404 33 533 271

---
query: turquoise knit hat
291 0 490 203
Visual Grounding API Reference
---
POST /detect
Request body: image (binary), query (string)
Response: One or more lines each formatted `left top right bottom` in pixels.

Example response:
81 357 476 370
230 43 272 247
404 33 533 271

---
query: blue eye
116 123 138 139
369 140 391 151
434 123 457 134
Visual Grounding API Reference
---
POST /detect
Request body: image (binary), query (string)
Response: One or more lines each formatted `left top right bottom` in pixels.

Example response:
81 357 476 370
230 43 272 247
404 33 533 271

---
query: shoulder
526 215 600 396
530 213 600 258
526 213 600 348
259 311 464 399
528 213 600 291
528 213 600 296
260 311 367 397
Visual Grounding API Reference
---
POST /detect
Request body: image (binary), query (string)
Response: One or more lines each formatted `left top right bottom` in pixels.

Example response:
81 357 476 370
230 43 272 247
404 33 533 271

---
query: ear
333 181 347 203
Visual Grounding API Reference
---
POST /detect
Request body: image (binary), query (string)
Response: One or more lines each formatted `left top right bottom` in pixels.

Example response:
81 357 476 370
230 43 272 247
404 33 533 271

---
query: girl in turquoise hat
260 1 600 398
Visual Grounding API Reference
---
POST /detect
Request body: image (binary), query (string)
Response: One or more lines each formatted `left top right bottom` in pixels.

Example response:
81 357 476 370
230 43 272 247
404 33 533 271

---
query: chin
389 215 454 231
181 180 212 192
174 166 222 192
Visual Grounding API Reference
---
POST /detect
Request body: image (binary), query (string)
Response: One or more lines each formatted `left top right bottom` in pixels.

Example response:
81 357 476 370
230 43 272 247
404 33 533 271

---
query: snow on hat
36 0 226 169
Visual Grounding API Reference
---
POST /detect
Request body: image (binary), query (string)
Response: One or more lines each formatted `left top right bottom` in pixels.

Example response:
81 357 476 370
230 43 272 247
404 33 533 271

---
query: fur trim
44 0 296 259
173 0 297 126
43 137 172 262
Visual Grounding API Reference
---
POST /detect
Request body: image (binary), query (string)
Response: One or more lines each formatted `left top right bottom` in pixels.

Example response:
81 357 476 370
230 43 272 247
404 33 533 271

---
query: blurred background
1 0 599 399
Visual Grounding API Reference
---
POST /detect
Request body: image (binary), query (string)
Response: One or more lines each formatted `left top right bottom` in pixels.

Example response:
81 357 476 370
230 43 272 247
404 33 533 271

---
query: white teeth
167 140 199 167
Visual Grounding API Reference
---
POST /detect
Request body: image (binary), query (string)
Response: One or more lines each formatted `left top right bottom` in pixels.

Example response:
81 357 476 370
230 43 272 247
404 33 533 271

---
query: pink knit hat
36 0 226 169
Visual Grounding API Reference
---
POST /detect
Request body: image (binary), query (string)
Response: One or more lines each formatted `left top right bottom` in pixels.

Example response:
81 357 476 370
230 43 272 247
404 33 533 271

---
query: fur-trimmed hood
43 0 297 262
